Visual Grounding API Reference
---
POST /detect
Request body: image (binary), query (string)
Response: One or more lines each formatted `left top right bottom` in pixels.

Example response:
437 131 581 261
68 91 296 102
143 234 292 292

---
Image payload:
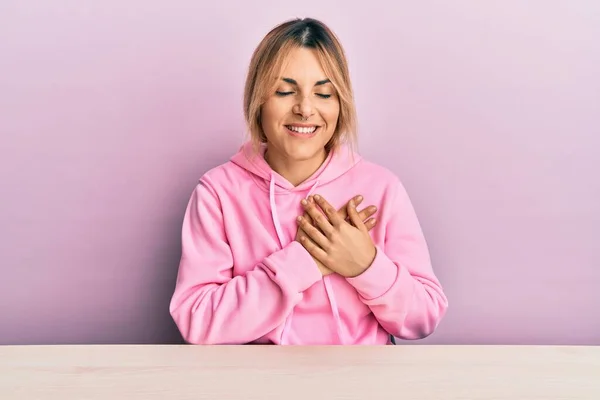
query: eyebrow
282 77 331 86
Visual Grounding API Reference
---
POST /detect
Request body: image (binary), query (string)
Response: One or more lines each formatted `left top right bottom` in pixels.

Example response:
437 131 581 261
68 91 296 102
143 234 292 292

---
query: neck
264 147 328 186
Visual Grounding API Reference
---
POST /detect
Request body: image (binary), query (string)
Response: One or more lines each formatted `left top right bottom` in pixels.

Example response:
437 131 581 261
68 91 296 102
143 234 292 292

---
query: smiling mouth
285 125 319 135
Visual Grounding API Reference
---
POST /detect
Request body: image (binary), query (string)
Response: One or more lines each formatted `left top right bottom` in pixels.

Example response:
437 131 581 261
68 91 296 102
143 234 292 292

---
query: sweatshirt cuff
266 241 322 292
345 246 398 300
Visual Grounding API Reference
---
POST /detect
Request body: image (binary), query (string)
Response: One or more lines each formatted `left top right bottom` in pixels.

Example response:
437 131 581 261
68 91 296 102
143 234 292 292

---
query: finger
302 198 334 236
347 198 367 232
297 216 330 250
337 195 363 221
299 234 329 265
303 211 313 224
313 194 344 227
364 217 377 231
302 210 328 236
356 205 377 223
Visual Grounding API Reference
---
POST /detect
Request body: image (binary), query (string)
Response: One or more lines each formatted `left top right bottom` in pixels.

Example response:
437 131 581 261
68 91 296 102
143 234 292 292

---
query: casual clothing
169 142 448 344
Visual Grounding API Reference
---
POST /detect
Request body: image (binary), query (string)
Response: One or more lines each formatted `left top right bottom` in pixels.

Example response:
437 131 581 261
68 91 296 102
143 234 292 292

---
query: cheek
261 99 289 124
260 102 275 125
260 107 278 139
322 103 340 128
260 102 291 141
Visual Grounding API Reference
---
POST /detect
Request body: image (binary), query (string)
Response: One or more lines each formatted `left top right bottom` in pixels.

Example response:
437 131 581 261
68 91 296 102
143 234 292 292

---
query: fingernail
297 216 302 222
301 199 307 206
314 194 321 201
349 200 355 207
357 195 363 201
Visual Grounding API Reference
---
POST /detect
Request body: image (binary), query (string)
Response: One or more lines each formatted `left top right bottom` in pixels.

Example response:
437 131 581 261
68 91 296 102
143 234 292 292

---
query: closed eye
276 91 332 99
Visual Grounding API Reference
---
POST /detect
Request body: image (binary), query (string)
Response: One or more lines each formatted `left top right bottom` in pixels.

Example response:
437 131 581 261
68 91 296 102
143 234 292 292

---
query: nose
294 95 315 119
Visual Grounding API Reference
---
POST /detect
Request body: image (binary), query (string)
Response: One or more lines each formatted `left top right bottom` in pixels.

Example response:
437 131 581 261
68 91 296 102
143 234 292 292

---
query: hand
298 194 377 278
295 195 378 276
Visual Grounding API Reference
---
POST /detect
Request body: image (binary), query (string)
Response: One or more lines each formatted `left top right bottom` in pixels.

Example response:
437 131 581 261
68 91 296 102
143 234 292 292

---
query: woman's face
260 47 340 165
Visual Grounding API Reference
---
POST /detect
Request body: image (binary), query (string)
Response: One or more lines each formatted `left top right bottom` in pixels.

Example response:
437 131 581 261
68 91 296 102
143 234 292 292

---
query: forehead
278 47 328 82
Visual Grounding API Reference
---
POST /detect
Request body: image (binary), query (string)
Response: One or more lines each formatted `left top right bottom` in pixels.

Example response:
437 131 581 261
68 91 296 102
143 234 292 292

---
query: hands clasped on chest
295 194 378 278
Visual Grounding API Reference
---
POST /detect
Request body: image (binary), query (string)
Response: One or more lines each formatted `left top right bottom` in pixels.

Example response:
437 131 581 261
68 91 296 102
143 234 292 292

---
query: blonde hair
243 18 358 154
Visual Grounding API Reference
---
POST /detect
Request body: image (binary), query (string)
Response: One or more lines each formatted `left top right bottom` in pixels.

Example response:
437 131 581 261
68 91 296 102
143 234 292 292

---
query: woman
169 18 448 345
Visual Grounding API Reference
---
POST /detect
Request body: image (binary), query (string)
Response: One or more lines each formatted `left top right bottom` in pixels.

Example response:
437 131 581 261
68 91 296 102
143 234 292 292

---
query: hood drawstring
323 277 345 344
269 172 344 345
268 172 319 247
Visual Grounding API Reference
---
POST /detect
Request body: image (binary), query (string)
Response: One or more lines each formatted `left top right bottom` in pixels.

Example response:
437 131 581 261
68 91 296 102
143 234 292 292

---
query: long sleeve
169 180 322 345
345 179 448 340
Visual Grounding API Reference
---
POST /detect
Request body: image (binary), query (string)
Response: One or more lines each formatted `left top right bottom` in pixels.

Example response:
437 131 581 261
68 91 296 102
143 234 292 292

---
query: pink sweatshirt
169 142 448 345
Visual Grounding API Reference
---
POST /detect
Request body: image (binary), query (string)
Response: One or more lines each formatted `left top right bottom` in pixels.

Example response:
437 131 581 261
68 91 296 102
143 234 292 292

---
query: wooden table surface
0 345 598 399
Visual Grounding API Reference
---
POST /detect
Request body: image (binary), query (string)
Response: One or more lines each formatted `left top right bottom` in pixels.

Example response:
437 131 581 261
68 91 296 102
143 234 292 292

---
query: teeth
288 126 317 134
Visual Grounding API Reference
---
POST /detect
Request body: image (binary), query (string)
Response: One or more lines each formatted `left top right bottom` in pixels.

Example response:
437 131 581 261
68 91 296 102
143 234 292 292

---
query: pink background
1 1 598 345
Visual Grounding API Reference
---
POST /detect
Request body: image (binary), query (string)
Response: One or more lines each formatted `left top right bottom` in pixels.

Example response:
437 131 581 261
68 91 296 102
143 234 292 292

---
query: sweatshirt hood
230 141 361 344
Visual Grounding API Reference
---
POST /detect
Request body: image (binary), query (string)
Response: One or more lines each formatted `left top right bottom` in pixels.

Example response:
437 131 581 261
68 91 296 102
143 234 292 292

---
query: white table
1 345 598 399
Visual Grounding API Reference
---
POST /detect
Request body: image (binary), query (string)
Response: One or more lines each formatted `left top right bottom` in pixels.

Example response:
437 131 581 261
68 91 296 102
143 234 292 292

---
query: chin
284 141 328 161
